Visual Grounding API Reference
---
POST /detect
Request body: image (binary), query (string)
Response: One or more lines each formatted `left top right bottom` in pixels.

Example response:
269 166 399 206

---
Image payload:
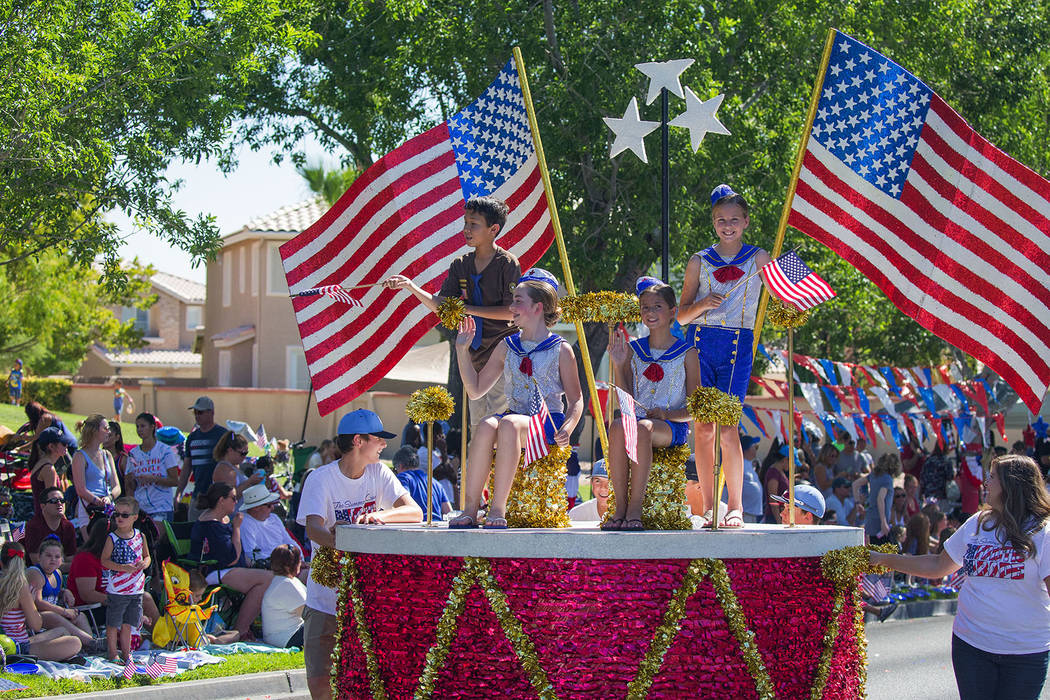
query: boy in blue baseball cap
296 408 421 699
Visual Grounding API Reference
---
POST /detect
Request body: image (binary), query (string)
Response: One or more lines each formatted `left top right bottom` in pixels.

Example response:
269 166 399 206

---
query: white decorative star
603 97 661 162
667 89 731 153
634 58 695 105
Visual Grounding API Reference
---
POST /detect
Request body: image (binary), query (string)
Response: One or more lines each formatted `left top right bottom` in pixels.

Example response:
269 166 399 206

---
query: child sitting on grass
0 542 82 660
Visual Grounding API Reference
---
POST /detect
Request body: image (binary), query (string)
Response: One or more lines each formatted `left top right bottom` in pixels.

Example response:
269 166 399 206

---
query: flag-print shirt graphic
944 513 1050 655
106 531 145 595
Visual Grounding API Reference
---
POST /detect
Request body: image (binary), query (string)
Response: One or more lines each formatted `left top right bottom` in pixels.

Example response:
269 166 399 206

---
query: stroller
151 561 219 650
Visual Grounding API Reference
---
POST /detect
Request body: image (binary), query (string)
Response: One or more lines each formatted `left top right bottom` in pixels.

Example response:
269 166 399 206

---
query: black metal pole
661 87 670 281
300 380 313 443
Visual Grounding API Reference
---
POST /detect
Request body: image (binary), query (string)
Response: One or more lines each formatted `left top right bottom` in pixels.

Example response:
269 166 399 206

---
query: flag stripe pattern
10 524 23 542
859 574 889 601
280 59 555 415
524 382 552 467
291 285 364 308
614 386 639 464
105 532 145 595
788 31 1050 412
760 251 836 309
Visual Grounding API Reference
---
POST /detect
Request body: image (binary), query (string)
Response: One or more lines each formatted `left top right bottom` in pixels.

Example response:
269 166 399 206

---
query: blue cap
591 459 608 479
770 484 826 518
635 276 663 295
37 426 74 450
519 268 558 292
710 183 737 205
740 435 760 450
338 409 395 438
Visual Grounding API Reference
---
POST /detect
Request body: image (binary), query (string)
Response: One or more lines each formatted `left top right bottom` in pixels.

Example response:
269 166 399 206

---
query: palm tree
298 163 359 206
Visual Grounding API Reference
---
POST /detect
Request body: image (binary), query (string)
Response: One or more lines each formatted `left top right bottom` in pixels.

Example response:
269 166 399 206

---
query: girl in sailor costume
604 277 700 531
449 268 584 529
678 185 772 529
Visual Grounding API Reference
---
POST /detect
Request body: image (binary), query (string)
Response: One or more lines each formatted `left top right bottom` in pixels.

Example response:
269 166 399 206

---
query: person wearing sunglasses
211 431 263 510
100 496 151 663
24 487 76 570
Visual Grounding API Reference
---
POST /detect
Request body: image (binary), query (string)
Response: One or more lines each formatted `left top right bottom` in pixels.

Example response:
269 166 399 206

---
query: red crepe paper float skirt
331 525 866 699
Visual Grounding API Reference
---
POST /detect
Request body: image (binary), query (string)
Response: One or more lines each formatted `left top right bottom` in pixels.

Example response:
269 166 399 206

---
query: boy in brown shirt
384 196 520 428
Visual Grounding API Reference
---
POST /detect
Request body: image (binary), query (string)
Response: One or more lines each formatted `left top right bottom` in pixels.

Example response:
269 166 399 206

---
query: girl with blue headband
678 185 772 529
449 269 584 529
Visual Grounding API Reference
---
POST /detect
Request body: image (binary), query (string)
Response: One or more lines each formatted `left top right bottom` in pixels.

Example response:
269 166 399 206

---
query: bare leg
489 416 530 519
605 421 628 523
625 420 674 522
28 628 81 661
459 416 500 521
719 425 744 512
119 623 132 661
40 610 93 645
106 625 118 660
142 591 159 629
694 422 717 514
220 568 274 637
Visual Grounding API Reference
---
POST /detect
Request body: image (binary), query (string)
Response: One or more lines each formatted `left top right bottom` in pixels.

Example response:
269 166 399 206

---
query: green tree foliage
298 163 360 205
0 0 318 289
0 253 156 375
239 0 1050 369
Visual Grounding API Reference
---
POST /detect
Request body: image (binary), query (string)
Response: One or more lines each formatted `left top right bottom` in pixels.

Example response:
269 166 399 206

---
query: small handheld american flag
859 574 890 601
289 285 364 308
122 656 138 679
9 524 23 542
524 381 553 467
145 652 177 678
614 386 639 464
760 251 836 310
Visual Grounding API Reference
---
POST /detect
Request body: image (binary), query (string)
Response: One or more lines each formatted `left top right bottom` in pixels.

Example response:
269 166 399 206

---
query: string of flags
745 346 1009 451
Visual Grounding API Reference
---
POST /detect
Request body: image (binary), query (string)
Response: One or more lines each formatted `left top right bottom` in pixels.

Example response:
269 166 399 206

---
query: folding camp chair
160 520 245 629
152 561 219 650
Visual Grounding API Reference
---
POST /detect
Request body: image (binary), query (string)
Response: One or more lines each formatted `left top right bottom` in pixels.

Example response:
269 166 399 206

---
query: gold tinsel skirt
485 445 572 528
602 443 693 530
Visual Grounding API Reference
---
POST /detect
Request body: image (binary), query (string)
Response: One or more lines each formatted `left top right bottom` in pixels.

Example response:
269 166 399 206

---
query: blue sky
113 139 333 283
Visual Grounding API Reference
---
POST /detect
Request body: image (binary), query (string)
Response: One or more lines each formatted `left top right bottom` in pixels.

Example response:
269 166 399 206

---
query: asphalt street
866 614 1050 699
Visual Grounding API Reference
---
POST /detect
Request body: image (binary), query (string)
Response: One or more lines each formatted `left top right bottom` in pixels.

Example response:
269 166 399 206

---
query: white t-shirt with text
240 512 302 565
295 461 408 615
125 442 180 515
943 512 1050 654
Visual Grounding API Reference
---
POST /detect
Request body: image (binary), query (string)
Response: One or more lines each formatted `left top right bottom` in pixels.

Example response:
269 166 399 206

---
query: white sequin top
692 245 764 329
629 338 690 417
503 333 566 414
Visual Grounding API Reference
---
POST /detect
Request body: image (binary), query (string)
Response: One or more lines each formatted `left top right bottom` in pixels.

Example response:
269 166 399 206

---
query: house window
222 251 232 307
119 307 149 333
185 306 202 331
267 244 288 296
218 350 231 387
285 345 309 390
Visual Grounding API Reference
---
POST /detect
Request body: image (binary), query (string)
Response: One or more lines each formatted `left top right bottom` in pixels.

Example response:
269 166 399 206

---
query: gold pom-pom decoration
603 444 693 530
505 445 573 528
310 545 344 589
406 386 456 424
820 543 898 590
766 296 811 329
687 386 743 426
436 297 466 330
561 291 640 325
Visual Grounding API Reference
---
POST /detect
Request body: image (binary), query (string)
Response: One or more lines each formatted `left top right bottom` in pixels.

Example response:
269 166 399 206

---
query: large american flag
760 251 836 310
281 59 555 415
788 31 1050 412
614 386 638 464
524 381 552 467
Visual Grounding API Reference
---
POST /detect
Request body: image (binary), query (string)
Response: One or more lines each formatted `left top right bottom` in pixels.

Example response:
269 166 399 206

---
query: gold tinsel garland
627 558 775 700
765 296 811 329
602 444 693 530
561 291 640 325
414 557 558 700
687 386 744 425
820 544 896 589
406 385 456 424
436 297 466 331
503 445 572 528
311 545 343 589
809 586 845 699
342 554 389 700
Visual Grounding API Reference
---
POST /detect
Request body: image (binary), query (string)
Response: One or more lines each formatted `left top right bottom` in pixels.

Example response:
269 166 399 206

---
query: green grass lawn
0 651 304 697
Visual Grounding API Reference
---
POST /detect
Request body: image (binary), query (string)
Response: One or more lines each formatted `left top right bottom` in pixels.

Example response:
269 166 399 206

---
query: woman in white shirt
261 545 306 648
870 455 1050 700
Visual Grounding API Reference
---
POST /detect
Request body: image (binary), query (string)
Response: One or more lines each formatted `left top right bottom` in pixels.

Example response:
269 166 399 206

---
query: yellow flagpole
513 46 610 459
752 28 838 356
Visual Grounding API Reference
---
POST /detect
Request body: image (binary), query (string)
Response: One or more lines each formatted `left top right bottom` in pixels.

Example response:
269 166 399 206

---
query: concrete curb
29 668 309 700
865 598 958 624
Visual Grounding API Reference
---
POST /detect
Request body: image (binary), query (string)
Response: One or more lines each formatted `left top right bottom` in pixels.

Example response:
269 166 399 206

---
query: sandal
448 513 480 529
623 518 645 531
482 516 508 529
698 509 715 529
601 517 625 531
720 509 744 529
